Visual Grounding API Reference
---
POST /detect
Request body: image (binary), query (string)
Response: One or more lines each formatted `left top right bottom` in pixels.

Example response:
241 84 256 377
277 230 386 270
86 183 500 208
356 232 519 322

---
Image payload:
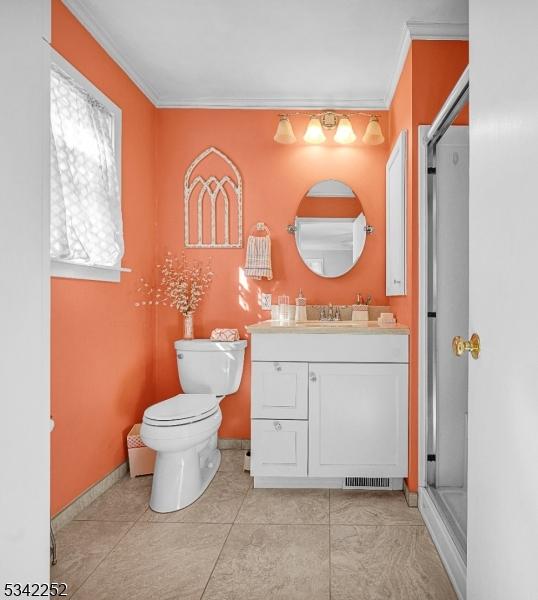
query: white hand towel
243 235 272 280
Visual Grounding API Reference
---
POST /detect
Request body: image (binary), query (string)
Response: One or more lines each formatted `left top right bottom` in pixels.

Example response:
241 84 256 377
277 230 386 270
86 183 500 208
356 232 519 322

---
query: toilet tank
174 339 247 395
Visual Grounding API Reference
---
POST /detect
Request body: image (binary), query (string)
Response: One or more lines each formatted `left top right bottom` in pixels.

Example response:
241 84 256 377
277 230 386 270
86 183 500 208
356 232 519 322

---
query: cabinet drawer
251 361 308 419
251 419 307 477
251 333 408 363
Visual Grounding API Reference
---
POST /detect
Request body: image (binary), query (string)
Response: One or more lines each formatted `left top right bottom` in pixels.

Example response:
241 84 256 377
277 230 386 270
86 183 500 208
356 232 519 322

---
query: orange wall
154 111 389 438
51 1 469 512
388 40 469 492
50 0 157 515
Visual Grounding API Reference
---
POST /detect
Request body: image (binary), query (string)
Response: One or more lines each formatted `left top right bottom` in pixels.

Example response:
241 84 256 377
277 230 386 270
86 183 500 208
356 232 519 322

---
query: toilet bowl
140 339 246 513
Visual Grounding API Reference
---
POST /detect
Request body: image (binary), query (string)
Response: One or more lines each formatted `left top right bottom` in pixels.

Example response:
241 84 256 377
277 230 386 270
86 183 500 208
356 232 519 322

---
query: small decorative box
127 424 156 478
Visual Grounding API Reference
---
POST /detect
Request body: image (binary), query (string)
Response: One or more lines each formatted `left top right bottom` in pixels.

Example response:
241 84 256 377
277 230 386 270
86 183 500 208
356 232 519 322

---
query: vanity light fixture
334 116 357 144
273 111 384 146
273 115 297 144
362 115 385 146
303 116 326 144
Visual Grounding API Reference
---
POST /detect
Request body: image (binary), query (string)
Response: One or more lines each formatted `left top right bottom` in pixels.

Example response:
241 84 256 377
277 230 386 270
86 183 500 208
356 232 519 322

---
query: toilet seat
143 394 219 427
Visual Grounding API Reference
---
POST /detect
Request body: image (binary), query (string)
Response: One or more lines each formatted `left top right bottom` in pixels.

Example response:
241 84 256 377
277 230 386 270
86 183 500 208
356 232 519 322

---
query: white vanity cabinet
248 329 409 486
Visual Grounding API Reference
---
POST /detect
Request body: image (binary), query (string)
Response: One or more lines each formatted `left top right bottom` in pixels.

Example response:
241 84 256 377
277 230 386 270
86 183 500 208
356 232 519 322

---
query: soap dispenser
295 289 307 322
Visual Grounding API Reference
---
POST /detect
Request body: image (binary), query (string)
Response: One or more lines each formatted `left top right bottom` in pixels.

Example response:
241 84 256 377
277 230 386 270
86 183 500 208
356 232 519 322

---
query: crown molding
61 0 160 104
383 25 412 110
384 20 469 108
61 3 468 111
154 97 387 110
406 20 469 40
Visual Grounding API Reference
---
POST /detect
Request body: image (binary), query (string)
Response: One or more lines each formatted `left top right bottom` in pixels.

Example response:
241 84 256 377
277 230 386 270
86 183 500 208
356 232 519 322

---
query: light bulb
334 116 357 144
273 116 296 144
362 116 385 145
303 116 326 144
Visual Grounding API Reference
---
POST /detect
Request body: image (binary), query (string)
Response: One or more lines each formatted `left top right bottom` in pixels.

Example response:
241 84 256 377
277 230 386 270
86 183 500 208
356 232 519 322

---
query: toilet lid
144 394 218 422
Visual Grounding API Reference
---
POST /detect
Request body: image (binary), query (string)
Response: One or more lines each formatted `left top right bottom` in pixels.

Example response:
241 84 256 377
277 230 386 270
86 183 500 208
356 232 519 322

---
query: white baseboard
419 487 466 600
254 476 403 490
254 476 344 489
51 462 127 531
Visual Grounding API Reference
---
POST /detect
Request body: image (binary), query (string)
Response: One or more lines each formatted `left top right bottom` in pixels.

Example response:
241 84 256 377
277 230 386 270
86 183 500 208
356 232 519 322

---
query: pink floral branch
136 252 213 316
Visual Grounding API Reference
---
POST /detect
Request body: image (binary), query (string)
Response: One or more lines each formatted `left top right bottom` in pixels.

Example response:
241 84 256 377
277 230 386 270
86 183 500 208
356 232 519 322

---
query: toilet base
149 442 221 513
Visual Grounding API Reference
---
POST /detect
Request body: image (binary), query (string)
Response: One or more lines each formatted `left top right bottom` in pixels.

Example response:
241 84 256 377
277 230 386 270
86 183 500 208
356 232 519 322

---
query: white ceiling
63 0 468 109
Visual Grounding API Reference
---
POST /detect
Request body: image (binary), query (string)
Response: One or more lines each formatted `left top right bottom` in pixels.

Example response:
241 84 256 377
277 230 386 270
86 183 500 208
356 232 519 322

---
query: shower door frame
418 66 469 600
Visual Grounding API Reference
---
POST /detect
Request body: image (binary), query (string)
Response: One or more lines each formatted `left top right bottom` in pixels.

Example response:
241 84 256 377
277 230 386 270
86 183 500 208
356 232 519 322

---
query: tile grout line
198 469 252 600
68 514 142 599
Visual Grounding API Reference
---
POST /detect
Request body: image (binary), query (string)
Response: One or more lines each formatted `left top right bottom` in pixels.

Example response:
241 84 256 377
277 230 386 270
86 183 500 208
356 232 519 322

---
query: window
50 52 125 282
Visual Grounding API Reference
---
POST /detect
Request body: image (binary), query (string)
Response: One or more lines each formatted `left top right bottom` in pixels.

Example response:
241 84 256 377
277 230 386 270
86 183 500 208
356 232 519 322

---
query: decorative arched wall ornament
184 147 243 248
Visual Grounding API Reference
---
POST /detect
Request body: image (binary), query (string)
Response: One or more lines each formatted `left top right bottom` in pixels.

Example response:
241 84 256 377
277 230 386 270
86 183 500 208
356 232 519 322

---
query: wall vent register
344 477 392 490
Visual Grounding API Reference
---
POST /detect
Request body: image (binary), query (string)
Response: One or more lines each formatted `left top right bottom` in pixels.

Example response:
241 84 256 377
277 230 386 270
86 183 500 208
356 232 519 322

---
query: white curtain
50 65 123 267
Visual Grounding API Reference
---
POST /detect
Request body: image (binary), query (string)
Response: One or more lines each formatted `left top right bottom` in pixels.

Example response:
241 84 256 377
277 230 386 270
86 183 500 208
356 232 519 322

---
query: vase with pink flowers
136 252 213 340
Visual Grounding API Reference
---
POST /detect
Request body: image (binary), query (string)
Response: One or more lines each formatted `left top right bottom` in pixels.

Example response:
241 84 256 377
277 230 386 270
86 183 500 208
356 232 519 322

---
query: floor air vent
344 477 391 490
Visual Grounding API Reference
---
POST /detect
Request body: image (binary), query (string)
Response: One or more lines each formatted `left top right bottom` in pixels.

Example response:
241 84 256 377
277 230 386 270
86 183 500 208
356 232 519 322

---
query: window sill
51 259 131 283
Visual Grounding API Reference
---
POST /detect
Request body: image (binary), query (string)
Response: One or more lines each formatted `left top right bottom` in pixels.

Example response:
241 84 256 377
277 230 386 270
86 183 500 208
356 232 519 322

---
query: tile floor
51 450 456 600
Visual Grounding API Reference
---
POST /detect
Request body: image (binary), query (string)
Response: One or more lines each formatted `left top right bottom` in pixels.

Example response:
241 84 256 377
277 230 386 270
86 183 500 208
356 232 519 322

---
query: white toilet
140 339 247 513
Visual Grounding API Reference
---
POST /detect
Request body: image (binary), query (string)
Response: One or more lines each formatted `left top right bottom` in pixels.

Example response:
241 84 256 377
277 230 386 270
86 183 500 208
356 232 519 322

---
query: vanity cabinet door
308 363 408 477
251 361 308 419
251 419 308 477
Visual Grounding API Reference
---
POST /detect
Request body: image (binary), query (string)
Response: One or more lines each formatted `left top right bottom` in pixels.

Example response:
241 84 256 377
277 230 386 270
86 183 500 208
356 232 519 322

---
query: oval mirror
294 179 366 278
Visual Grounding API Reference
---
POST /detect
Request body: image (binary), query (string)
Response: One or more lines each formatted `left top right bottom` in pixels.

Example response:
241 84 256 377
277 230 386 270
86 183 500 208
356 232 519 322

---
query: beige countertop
246 320 410 335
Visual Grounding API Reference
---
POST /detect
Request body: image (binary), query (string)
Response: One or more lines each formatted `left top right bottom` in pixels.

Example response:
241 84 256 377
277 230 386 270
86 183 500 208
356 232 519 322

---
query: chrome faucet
320 304 341 321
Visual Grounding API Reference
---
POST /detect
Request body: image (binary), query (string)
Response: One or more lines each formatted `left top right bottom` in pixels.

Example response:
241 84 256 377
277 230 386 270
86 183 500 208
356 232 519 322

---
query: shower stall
420 67 470 590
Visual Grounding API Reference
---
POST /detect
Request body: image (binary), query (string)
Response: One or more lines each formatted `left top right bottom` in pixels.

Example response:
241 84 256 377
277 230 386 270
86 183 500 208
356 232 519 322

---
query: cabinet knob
273 362 282 371
177 353 184 360
273 421 282 431
310 373 317 382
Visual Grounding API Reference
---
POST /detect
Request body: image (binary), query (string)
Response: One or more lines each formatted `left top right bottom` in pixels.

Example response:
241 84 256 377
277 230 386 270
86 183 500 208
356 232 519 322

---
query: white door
0 0 50 584
468 1 538 598
308 363 408 477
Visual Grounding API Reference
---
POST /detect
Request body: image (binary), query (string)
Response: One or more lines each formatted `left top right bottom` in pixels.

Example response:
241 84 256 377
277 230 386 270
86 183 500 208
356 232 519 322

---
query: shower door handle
452 333 481 359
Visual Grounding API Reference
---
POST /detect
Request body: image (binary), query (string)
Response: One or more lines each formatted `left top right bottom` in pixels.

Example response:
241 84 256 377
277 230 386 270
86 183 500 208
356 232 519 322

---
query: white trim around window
50 49 128 283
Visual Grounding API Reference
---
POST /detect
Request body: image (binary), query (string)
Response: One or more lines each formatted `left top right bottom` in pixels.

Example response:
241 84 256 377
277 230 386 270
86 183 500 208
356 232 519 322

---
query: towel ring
249 222 270 236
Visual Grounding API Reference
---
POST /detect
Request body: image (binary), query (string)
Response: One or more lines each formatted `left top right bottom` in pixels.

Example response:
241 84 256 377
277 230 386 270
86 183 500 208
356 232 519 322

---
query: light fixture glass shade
334 116 357 144
362 116 385 145
273 116 296 144
304 116 326 144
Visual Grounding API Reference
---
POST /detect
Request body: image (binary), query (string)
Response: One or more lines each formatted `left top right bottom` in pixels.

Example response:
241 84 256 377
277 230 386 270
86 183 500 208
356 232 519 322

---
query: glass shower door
426 122 470 560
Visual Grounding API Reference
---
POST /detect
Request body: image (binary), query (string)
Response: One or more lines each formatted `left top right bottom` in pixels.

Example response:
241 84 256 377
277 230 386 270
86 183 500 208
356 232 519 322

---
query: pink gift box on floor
127 423 156 478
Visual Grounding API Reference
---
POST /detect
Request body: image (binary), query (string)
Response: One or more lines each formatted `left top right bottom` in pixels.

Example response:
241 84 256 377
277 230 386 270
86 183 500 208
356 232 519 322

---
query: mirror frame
294 179 367 279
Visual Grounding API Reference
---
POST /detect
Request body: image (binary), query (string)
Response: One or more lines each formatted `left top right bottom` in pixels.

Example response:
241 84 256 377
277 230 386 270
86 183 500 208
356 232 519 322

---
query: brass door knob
452 333 481 359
